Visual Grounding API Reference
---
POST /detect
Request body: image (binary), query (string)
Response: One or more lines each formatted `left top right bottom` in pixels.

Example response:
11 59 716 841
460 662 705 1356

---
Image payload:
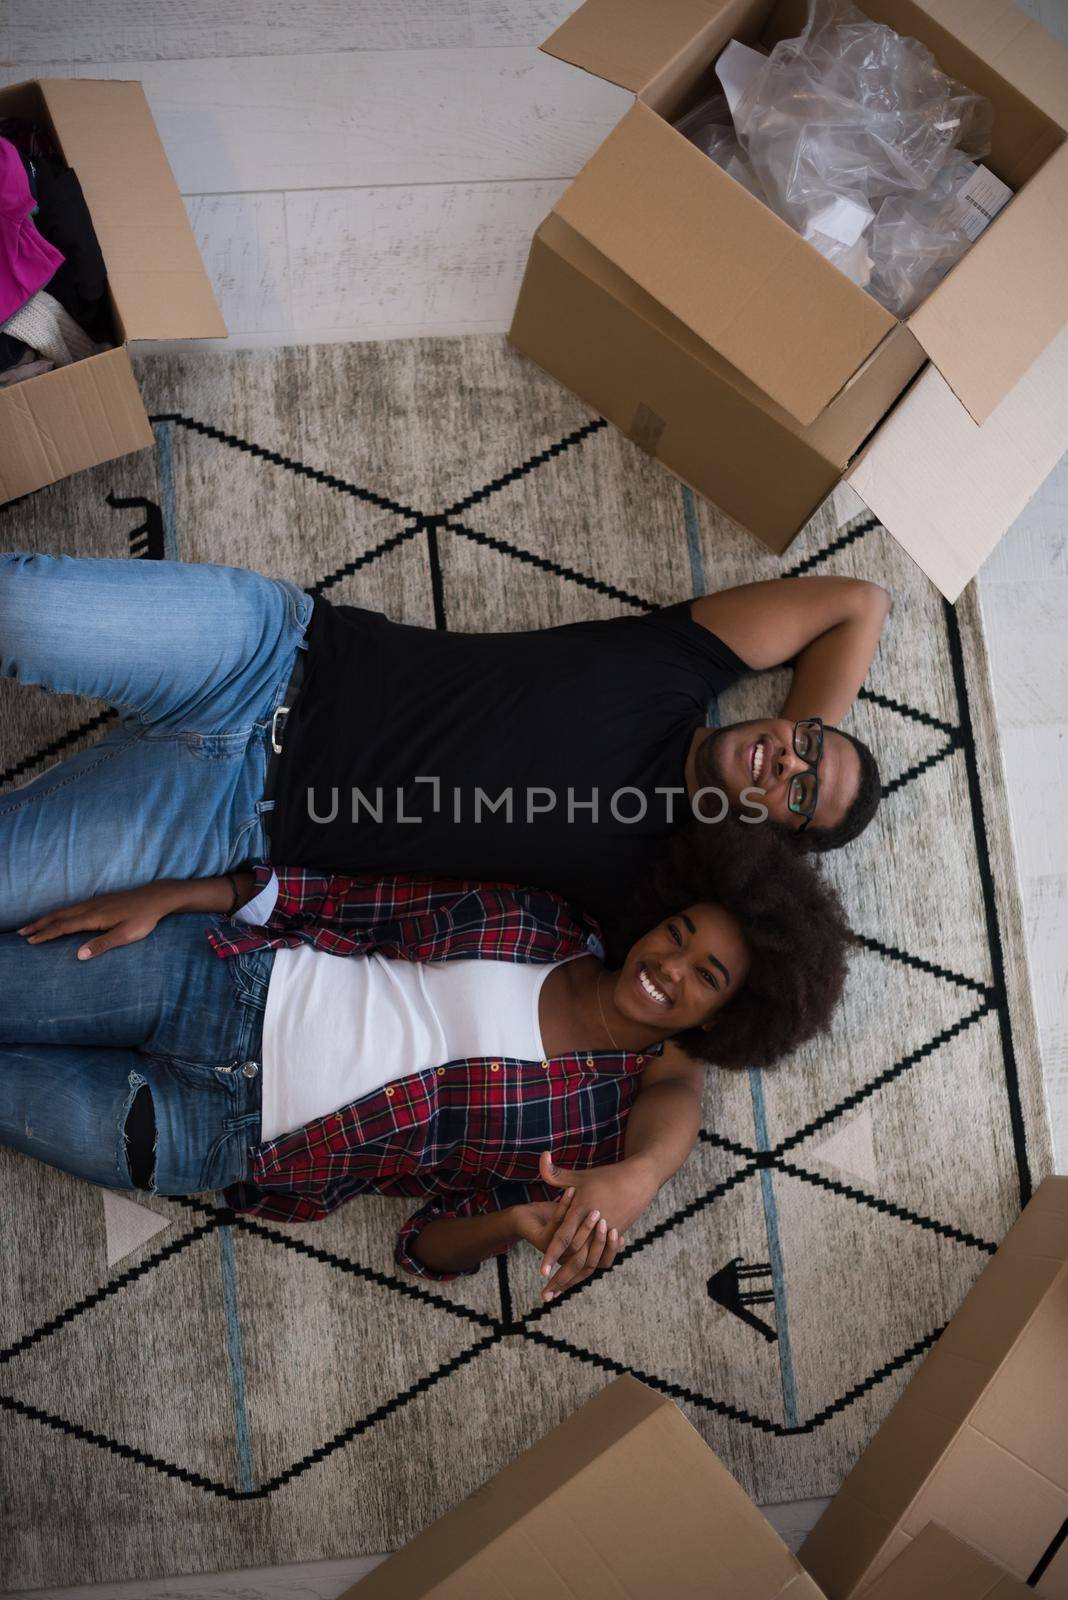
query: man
0 554 889 931
269 575 888 937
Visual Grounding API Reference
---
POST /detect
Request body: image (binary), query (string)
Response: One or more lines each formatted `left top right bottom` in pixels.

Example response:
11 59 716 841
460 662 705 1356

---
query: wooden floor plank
1 0 580 63
8 1553 384 1600
68 49 630 194
185 191 293 336
282 178 565 337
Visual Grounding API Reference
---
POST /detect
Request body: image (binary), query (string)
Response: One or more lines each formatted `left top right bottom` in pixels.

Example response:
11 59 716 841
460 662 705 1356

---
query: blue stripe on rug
684 481 800 1426
749 1071 800 1429
153 419 180 560
216 1211 256 1493
681 484 705 602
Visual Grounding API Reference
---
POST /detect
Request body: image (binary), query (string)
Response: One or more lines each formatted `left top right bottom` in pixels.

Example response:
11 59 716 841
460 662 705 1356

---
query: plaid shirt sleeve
395 1178 556 1282
222 1180 343 1224
208 868 483 958
208 867 603 964
223 1173 557 1282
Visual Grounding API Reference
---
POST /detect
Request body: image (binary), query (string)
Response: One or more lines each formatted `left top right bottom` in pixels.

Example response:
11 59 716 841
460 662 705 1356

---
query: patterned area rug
0 339 1052 1592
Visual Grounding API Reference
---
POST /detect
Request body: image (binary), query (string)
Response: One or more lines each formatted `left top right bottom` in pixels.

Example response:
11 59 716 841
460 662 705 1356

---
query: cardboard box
862 1524 1033 1599
508 0 1068 599
342 1373 827 1599
799 1177 1068 1599
0 79 226 504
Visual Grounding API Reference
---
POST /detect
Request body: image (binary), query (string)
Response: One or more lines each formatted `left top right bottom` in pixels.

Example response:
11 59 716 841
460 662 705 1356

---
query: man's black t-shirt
269 597 748 928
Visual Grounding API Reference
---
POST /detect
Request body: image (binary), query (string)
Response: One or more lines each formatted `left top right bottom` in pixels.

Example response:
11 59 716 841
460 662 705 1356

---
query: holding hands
510 1150 660 1303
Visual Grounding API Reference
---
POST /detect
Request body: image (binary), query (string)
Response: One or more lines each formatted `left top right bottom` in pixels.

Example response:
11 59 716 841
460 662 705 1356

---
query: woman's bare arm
409 1207 523 1276
535 1041 704 1295
19 871 259 959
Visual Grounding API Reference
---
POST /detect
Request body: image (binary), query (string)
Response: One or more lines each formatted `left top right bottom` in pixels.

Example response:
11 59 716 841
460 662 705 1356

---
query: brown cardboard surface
907 140 1068 424
511 218 844 549
810 328 927 464
1038 1538 1068 1600
0 347 152 504
344 1375 828 1599
847 320 1068 601
863 1524 1032 1599
639 4 770 116
39 78 226 342
552 100 893 425
896 1430 1068 1580
970 1265 1068 1484
509 214 923 551
799 1180 1068 1599
908 0 1068 129
541 0 730 93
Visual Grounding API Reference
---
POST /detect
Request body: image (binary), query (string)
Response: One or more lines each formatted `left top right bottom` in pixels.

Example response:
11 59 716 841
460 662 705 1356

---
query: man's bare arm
691 576 891 725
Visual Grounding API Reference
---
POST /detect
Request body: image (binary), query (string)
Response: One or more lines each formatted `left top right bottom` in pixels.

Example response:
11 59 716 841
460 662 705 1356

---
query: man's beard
694 724 732 791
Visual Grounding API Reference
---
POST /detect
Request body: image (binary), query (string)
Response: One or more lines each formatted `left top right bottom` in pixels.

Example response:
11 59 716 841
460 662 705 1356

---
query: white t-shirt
237 873 584 1141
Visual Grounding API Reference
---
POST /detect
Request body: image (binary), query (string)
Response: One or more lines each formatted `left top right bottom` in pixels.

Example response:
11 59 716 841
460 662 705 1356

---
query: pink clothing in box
0 136 65 325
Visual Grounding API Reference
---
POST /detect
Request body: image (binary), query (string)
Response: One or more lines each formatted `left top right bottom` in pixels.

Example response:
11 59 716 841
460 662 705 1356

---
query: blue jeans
0 553 313 929
0 916 273 1194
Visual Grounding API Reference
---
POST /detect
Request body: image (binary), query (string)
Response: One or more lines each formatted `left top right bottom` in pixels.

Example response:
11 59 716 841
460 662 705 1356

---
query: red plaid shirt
210 868 657 1280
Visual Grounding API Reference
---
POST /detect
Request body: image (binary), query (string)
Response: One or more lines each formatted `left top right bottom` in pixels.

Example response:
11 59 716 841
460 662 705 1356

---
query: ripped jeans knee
123 1077 156 1190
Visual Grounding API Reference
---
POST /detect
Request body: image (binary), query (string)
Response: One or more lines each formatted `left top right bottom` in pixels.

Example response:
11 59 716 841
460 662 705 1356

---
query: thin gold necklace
596 970 622 1051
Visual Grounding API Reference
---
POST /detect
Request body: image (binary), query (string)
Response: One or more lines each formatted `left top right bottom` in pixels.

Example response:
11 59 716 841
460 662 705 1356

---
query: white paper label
805 195 874 247
954 164 1013 241
715 39 767 119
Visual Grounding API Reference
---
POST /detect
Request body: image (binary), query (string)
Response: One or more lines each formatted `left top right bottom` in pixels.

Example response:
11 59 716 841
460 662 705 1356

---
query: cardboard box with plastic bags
0 78 226 505
508 0 1068 600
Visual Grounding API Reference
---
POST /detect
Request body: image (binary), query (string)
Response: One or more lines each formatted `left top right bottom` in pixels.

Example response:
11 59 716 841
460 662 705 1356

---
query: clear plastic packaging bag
673 91 767 199
867 152 978 314
675 0 996 314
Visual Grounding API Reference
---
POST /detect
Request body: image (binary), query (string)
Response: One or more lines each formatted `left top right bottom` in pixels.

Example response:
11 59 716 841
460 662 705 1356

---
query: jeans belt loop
263 650 305 806
270 703 289 755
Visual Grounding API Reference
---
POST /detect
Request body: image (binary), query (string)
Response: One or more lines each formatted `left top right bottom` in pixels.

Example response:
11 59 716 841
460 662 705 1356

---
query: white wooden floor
1 2 1066 1595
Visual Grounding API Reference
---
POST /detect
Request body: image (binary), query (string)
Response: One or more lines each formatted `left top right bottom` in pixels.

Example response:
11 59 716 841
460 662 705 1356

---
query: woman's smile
636 961 672 1009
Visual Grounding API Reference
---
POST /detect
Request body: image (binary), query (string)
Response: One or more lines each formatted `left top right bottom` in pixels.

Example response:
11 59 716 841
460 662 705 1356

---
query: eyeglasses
787 717 824 832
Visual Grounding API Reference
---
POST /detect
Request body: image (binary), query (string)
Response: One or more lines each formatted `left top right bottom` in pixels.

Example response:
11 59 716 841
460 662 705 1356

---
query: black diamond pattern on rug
0 342 1051 1588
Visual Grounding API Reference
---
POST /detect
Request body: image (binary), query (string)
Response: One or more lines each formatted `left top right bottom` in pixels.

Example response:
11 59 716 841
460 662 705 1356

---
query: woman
4 823 850 1294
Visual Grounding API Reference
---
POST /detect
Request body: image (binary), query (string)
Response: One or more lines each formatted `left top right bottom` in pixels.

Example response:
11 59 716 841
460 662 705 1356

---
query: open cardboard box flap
553 100 894 425
542 0 733 93
914 0 1068 126
37 77 226 343
907 140 1068 423
547 0 1068 119
846 316 1068 601
345 1375 828 1599
0 345 154 504
864 1524 1033 1598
